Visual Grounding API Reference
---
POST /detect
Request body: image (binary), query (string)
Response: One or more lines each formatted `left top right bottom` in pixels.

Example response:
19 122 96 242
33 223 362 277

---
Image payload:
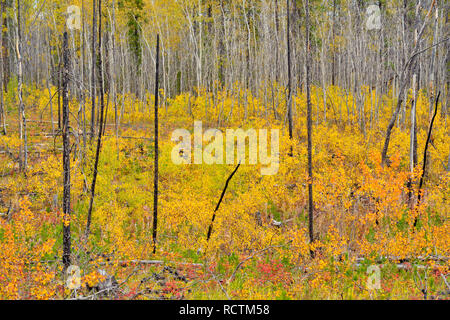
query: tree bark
381 0 436 166
287 0 293 156
0 0 5 135
62 31 71 272
305 0 314 249
16 0 27 174
152 34 160 254
414 92 440 227
90 0 97 140
85 0 105 239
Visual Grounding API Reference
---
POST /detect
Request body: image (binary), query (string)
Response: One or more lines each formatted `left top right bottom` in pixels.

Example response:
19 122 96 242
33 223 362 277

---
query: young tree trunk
62 31 71 272
152 35 160 254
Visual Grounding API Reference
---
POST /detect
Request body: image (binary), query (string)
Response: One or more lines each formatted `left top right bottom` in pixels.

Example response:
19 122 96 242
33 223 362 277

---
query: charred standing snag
0 1 5 135
62 31 71 272
207 161 241 242
305 0 315 255
286 0 293 156
90 0 97 140
152 35 160 254
85 0 105 240
414 91 440 228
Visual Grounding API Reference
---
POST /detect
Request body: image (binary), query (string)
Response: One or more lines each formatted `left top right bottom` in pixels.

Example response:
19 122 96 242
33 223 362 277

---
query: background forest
0 0 448 300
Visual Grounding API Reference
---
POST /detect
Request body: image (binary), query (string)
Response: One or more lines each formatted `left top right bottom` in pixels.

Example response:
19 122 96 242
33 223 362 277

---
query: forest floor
0 84 449 299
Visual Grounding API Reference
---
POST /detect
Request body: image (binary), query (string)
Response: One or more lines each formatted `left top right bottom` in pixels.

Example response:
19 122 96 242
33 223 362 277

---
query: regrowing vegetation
0 0 448 300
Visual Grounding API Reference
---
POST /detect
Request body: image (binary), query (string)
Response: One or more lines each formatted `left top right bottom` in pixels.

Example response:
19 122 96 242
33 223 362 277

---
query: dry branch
206 161 241 241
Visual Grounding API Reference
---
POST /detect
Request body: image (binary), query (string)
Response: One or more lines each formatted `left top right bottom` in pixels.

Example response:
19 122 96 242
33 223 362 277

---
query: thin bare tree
381 0 436 166
62 31 71 272
16 0 27 173
152 34 160 254
0 0 6 135
85 0 105 239
305 0 314 250
286 0 293 156
90 0 97 140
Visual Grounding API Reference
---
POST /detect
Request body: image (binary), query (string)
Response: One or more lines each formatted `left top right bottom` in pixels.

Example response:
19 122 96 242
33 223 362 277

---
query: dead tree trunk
0 0 5 135
207 162 241 242
305 0 315 250
1 1 8 94
331 0 336 86
90 0 97 140
381 0 436 166
57 52 62 129
152 35 160 254
109 0 119 160
16 0 27 174
62 31 71 272
414 91 440 227
286 0 293 156
85 0 105 239
409 2 422 200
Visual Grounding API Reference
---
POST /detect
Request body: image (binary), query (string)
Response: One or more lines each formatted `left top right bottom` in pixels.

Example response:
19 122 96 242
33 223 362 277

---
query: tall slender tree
0 0 6 135
16 0 27 174
305 0 314 250
90 0 97 140
286 0 293 156
62 31 71 272
85 0 106 239
152 34 160 254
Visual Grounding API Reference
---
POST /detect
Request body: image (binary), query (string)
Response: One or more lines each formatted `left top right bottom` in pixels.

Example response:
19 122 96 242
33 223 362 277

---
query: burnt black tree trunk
152 35 160 254
287 0 293 156
207 162 241 242
0 0 5 135
62 31 71 272
305 0 315 250
90 0 97 140
85 0 105 239
57 52 61 130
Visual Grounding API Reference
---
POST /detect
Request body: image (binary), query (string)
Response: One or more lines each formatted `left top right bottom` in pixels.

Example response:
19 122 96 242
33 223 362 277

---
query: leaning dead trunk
0 0 5 135
305 0 315 251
